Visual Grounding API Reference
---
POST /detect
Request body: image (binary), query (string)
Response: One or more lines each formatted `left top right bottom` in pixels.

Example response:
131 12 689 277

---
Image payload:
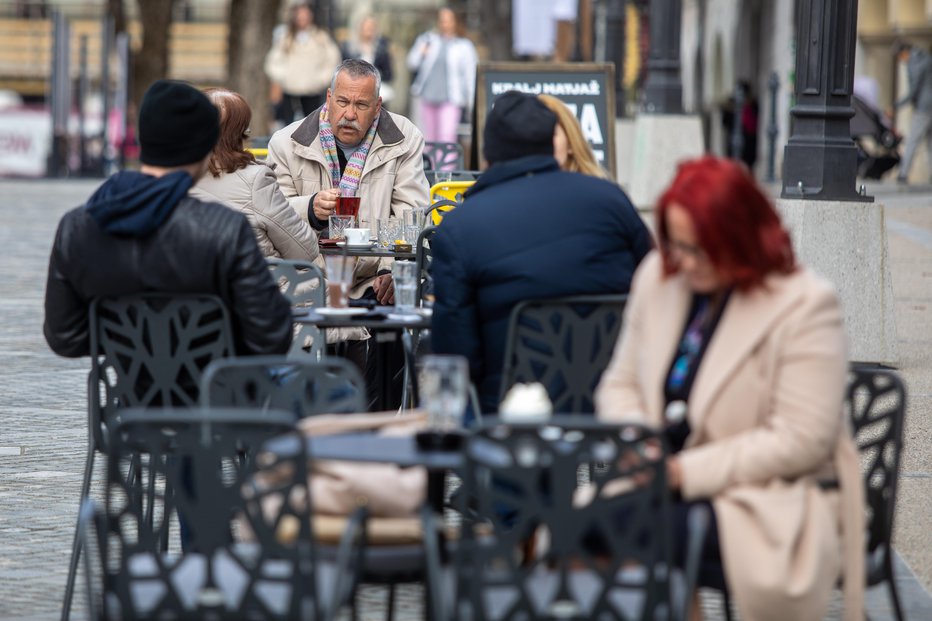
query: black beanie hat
138 80 220 167
482 91 557 164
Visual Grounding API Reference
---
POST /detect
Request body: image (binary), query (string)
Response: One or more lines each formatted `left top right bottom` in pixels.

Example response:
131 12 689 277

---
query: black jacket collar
290 106 405 148
466 155 561 198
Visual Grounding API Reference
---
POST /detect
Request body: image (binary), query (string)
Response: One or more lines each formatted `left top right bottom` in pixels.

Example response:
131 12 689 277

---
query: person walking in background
406 7 478 144
341 15 396 107
537 93 608 178
44 80 292 358
596 157 864 621
430 92 651 415
191 88 321 266
264 2 341 129
895 41 932 184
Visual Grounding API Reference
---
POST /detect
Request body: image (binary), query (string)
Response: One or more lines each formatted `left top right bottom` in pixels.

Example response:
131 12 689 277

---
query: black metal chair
199 355 366 417
80 407 361 620
414 225 438 304
424 141 464 170
425 418 702 621
848 365 907 621
499 294 628 413
63 294 234 621
267 258 327 361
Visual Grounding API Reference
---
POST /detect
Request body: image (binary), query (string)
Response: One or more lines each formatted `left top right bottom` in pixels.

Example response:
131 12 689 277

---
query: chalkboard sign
475 62 617 179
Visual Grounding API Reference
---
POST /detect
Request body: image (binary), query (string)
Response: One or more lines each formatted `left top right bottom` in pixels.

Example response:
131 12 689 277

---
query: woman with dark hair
596 157 864 621
190 88 320 264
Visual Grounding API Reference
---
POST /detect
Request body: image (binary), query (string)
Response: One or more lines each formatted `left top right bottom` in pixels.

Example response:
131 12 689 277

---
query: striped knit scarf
318 104 380 196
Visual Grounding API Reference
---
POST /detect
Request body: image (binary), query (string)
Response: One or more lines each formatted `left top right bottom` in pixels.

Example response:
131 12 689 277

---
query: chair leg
884 552 906 621
385 583 396 621
62 448 95 621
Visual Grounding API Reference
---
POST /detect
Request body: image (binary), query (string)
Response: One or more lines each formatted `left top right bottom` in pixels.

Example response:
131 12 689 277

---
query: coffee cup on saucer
344 228 371 246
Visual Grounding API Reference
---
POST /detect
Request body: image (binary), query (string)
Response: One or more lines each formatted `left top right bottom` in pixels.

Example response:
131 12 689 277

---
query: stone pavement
0 177 929 620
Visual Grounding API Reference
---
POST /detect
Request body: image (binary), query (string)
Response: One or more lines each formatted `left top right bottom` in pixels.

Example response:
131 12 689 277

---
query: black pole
780 0 870 202
99 14 114 177
730 84 744 161
48 11 70 178
604 0 627 118
766 71 779 182
643 0 683 114
77 34 88 175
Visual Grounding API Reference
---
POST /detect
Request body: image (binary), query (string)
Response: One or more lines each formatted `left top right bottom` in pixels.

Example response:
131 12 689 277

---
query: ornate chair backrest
94 407 318 620
846 366 907 583
456 418 674 620
424 140 464 170
267 258 326 361
415 225 438 303
200 355 366 418
88 293 234 452
499 294 628 413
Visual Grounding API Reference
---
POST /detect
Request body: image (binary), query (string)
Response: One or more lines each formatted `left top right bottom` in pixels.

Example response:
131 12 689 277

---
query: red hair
656 157 796 291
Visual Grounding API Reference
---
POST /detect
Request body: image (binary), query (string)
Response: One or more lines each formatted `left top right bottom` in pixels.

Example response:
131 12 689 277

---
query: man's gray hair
330 58 381 96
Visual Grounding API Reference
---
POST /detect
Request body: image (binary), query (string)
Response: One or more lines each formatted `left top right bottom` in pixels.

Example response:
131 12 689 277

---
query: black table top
307 432 464 470
293 306 431 330
320 245 416 260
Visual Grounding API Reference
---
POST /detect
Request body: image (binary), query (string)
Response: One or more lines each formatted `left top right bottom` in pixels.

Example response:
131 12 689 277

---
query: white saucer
316 307 367 317
386 313 424 322
336 241 376 249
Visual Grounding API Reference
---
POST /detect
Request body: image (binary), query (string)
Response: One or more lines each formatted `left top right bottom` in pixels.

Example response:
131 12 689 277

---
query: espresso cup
344 228 371 246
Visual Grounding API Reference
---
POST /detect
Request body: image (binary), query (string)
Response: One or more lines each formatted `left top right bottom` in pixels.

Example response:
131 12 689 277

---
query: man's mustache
337 118 362 131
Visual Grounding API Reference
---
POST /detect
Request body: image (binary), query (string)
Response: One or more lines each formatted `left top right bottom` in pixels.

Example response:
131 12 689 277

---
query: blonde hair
537 94 608 179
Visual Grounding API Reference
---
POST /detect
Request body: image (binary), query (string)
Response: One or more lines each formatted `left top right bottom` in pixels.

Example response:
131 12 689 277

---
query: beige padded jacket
267 108 429 297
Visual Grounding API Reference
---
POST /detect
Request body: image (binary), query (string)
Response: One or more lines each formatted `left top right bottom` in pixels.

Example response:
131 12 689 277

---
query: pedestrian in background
406 7 478 144
264 1 341 129
341 15 396 107
894 41 932 184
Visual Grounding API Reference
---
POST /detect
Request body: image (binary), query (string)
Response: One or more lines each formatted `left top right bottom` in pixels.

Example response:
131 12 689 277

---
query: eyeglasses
666 239 709 263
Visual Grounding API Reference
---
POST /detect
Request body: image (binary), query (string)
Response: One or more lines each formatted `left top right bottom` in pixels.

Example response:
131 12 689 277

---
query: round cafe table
293 307 430 410
319 243 415 260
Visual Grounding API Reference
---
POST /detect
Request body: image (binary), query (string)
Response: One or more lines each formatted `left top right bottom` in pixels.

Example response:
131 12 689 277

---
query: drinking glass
335 194 361 218
402 207 420 243
391 260 418 313
377 217 402 248
434 171 453 184
324 255 354 308
329 214 355 240
419 355 468 430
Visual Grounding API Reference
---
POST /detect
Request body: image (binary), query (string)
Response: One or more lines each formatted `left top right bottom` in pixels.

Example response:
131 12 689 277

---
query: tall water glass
419 355 468 430
391 260 418 313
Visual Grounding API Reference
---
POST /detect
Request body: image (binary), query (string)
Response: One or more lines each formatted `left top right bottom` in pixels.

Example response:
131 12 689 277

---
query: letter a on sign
580 104 603 145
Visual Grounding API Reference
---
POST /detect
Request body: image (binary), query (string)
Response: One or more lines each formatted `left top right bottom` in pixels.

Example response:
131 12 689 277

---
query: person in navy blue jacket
430 91 652 415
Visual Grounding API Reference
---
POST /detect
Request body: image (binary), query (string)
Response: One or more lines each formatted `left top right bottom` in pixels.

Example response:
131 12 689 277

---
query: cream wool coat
267 108 429 297
595 252 864 621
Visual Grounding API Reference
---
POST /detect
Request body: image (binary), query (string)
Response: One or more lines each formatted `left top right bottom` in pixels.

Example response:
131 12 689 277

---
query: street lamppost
780 0 870 202
603 0 627 118
643 0 683 114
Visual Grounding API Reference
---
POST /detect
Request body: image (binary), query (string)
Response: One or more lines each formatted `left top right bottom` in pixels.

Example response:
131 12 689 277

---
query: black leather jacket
44 196 293 357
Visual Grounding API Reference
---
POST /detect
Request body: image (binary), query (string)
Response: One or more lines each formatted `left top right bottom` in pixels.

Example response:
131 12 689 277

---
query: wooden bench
0 18 227 96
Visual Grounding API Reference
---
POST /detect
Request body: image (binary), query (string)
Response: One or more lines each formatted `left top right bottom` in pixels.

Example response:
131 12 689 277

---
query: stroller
851 94 902 179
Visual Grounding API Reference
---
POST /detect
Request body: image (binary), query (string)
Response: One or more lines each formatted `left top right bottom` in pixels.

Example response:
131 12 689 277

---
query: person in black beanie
429 90 653 417
44 78 293 360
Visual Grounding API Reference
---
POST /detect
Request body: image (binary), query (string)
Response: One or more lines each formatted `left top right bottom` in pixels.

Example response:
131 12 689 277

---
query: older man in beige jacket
268 58 429 303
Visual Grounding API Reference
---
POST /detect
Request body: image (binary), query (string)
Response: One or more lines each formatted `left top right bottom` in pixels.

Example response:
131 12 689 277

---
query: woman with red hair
596 157 864 621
